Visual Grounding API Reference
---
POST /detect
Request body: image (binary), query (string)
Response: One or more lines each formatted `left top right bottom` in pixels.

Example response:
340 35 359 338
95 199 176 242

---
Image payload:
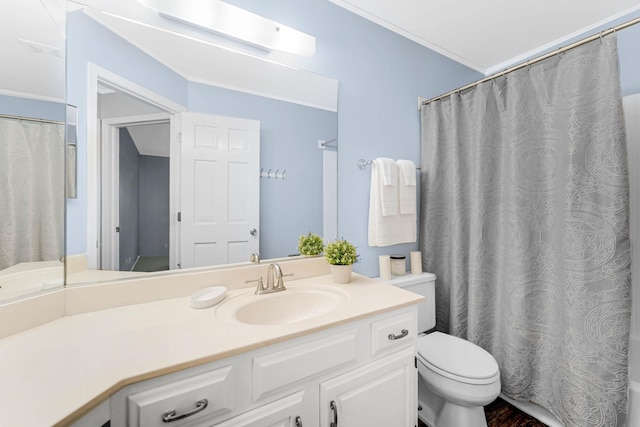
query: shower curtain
420 35 631 427
0 118 65 270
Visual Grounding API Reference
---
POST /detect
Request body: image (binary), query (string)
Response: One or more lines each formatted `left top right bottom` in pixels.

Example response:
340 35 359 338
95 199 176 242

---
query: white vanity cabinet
109 305 418 427
319 347 416 427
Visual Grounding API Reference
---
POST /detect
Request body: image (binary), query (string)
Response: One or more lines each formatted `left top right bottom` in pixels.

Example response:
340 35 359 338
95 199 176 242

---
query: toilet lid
417 332 499 383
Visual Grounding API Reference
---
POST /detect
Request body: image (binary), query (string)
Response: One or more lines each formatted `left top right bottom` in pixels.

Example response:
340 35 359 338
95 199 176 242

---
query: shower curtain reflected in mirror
420 35 630 427
0 117 65 270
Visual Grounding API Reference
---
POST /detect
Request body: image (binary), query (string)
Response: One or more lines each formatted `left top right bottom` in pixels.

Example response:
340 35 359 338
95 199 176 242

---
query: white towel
376 158 398 216
396 160 416 215
368 158 416 247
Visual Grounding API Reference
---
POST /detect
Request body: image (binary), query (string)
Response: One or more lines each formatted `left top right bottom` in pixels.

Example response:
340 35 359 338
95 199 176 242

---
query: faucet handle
245 277 266 294
256 277 266 293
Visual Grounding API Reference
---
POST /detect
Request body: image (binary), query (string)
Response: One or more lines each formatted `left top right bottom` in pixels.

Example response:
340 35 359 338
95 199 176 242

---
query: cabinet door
319 347 416 427
213 391 305 427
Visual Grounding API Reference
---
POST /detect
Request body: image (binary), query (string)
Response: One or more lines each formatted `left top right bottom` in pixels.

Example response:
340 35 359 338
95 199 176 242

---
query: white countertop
0 273 422 426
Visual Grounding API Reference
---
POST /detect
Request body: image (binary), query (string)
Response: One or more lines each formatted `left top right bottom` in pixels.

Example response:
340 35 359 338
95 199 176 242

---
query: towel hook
358 159 372 170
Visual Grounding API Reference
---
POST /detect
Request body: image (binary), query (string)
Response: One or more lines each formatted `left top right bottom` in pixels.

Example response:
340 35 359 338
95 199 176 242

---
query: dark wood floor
418 398 548 427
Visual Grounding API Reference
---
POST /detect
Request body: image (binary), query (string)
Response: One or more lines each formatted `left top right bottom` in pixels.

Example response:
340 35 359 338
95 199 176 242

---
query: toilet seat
417 332 499 385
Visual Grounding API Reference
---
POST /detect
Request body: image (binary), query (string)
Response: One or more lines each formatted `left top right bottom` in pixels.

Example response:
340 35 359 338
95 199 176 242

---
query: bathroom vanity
0 267 422 427
106 305 417 427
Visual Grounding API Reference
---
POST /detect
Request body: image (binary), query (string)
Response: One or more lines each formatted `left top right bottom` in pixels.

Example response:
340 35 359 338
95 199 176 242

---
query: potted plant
298 232 324 256
324 238 359 284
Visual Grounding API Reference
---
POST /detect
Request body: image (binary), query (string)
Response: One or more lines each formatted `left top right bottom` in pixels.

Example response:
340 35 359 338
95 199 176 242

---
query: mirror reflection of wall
65 2 339 285
0 0 66 303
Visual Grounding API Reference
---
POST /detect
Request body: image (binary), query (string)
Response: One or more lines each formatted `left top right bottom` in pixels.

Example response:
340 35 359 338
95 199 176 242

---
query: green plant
324 238 359 265
298 232 324 256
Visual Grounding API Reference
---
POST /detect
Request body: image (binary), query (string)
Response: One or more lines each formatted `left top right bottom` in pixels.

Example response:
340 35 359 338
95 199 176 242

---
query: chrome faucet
250 263 287 295
266 263 285 292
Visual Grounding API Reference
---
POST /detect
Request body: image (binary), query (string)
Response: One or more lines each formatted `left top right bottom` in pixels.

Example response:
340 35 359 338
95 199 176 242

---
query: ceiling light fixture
136 0 316 57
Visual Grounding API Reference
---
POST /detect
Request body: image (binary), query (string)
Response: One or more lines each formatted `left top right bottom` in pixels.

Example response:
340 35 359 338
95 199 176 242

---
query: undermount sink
216 284 350 325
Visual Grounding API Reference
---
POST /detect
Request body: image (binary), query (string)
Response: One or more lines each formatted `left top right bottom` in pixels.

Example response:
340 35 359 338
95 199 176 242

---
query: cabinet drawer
370 310 416 356
213 391 304 427
252 329 358 401
127 365 234 427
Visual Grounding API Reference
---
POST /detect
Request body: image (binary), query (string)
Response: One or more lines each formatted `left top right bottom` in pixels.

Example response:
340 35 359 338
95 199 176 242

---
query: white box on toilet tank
381 272 436 333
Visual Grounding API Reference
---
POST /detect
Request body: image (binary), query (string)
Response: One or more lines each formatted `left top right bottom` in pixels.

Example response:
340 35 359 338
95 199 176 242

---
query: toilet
386 272 501 427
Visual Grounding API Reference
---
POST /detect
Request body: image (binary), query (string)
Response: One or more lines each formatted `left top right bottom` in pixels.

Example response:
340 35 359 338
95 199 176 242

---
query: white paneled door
180 113 260 269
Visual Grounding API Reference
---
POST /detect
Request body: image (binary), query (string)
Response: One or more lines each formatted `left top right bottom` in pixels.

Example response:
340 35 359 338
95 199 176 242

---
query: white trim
88 64 185 113
86 63 185 270
169 114 181 269
0 88 65 104
100 119 120 271
186 74 339 113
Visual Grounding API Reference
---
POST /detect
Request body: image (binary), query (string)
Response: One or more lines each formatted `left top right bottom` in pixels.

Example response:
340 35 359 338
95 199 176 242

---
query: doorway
100 108 171 272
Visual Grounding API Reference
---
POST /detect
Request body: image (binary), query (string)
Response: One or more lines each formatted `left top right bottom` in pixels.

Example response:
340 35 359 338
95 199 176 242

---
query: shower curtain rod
0 113 63 126
421 15 640 107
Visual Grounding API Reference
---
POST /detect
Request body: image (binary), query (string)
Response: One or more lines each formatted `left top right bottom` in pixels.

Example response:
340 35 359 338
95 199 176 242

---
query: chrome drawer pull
388 329 409 340
162 399 208 423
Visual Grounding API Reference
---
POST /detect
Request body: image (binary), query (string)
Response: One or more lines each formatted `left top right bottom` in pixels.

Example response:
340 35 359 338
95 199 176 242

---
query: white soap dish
190 285 227 309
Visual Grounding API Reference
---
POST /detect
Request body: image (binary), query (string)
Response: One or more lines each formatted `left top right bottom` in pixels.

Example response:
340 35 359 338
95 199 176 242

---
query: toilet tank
384 272 436 333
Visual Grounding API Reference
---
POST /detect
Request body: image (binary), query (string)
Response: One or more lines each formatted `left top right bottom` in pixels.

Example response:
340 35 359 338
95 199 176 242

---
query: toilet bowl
384 273 501 427
417 331 500 427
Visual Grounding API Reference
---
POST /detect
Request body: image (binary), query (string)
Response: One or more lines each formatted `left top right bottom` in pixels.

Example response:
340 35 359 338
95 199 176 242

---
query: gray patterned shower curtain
420 34 631 427
0 118 65 270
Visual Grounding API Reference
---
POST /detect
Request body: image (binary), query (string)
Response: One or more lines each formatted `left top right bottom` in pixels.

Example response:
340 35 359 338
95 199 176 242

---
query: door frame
86 63 185 270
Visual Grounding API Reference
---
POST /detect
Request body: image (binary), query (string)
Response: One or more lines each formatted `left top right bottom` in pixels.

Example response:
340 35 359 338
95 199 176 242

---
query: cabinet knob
162 398 208 423
295 415 303 427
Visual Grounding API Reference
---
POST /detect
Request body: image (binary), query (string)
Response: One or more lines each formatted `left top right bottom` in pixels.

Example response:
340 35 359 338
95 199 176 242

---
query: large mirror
65 0 339 285
0 0 66 303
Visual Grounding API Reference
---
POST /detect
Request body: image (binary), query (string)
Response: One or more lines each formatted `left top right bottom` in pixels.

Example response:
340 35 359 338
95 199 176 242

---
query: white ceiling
0 0 65 101
329 0 640 74
126 123 170 158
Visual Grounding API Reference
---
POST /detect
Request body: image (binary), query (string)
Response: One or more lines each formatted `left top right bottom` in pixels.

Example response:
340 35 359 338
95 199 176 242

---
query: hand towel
396 159 416 215
368 158 417 247
376 158 398 216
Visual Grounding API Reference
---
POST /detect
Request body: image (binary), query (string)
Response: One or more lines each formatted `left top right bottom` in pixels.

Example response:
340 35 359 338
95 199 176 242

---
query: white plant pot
330 264 352 284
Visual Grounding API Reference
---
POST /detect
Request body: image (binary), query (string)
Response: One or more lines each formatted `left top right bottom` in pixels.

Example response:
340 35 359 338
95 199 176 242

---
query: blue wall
0 95 65 121
618 22 640 96
139 155 170 257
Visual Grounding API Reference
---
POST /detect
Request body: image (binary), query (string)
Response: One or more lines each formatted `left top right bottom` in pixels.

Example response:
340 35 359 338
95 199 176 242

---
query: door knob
250 228 258 236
